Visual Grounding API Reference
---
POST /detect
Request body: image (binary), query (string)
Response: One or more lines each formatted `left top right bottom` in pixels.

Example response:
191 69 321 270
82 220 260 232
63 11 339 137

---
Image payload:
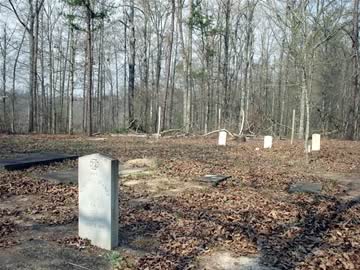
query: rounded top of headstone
80 153 117 161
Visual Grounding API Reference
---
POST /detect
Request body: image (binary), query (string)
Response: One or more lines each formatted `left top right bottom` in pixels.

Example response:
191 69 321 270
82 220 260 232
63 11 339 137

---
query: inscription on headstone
78 154 119 250
312 134 321 151
264 136 273 149
218 130 227 146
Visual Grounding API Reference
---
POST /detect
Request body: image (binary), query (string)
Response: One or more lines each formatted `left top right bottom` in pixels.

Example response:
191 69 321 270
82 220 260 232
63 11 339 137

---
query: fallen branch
110 133 148 138
163 133 188 138
203 129 236 138
160 128 184 135
67 262 93 270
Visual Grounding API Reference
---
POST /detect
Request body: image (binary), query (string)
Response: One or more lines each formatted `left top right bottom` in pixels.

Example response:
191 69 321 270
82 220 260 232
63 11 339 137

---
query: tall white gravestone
78 154 119 250
218 130 227 146
312 134 321 151
264 136 273 149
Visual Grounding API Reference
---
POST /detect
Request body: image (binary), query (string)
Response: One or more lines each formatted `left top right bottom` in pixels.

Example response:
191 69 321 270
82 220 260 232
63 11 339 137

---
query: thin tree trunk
11 30 25 133
86 1 93 136
162 0 175 130
1 26 7 131
348 0 360 139
128 0 136 128
68 27 76 135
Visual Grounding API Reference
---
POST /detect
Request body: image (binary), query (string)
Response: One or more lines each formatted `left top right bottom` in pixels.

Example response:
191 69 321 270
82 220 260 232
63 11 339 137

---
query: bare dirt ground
0 134 360 270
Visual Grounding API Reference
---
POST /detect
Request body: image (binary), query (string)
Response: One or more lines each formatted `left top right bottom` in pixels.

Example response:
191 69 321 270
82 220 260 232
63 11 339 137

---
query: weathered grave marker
218 130 227 146
78 154 119 250
264 136 273 149
312 134 321 151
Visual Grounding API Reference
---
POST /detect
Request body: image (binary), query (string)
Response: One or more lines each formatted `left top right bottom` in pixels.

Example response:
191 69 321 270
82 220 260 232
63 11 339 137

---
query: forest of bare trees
0 0 358 140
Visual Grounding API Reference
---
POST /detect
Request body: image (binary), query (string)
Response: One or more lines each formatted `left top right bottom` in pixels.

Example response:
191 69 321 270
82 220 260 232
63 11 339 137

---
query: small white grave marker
218 130 227 146
307 142 312 153
312 134 321 151
264 136 273 149
78 153 119 250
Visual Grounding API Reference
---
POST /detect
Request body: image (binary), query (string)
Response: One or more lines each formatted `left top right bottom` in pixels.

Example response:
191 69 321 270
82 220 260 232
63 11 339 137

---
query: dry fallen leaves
0 135 359 269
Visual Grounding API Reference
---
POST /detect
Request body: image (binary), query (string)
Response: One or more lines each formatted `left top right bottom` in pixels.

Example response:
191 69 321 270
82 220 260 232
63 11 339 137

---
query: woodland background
0 0 358 140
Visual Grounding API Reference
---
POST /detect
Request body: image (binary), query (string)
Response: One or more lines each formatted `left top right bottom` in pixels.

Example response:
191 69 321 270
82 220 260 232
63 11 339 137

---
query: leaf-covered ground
0 134 359 269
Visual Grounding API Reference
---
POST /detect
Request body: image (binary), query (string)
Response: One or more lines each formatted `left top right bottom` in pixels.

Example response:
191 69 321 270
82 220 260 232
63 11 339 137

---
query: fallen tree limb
203 129 236 138
110 133 148 138
160 128 184 135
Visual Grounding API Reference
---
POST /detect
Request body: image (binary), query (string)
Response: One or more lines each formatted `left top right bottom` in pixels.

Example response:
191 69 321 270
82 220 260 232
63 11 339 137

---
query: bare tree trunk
123 15 127 129
40 11 47 133
1 26 7 131
47 12 55 134
223 0 231 123
242 0 256 130
86 1 93 136
82 44 87 133
68 27 76 135
162 0 175 130
187 0 193 132
177 0 191 133
128 0 136 128
11 30 25 133
114 43 120 128
29 15 35 133
169 23 178 128
347 0 360 139
8 0 45 133
298 64 305 139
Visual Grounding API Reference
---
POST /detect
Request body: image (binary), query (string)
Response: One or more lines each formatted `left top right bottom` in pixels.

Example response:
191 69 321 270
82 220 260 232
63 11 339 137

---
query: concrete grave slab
289 182 323 194
200 175 231 186
0 153 78 171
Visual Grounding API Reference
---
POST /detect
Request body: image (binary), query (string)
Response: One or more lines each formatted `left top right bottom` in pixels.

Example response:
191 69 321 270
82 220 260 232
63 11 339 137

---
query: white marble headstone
78 153 119 250
264 136 273 149
218 130 227 146
312 134 321 151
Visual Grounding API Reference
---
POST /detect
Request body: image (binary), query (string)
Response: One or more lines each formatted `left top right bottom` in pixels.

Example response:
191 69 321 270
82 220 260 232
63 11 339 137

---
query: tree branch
8 0 30 33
